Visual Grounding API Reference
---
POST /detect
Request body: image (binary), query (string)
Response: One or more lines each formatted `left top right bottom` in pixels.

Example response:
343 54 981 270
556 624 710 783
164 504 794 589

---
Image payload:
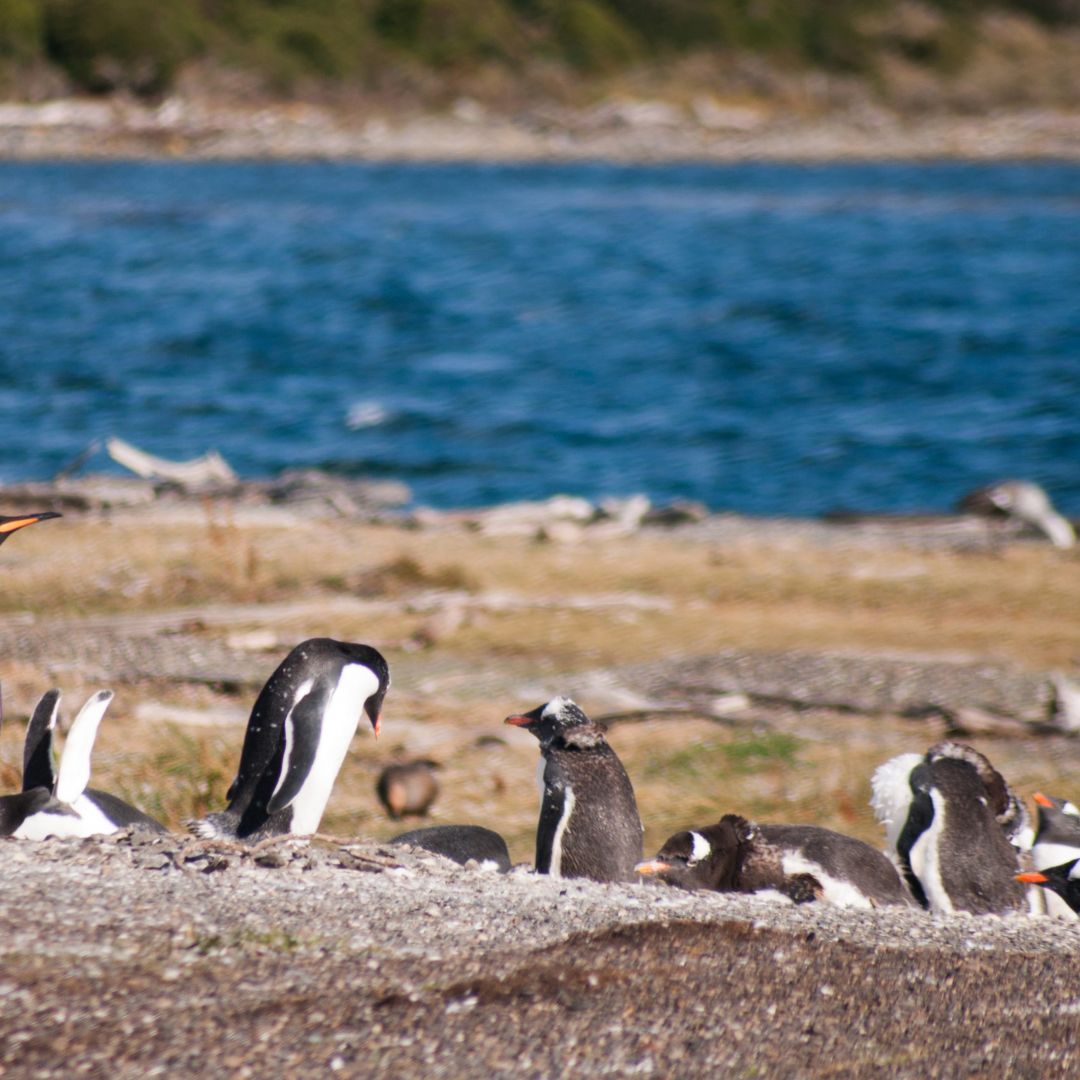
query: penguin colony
3 510 1079 919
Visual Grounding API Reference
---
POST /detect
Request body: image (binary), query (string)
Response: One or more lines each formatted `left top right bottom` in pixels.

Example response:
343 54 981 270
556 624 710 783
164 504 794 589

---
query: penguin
636 814 915 908
0 512 61 548
958 480 1076 549
1030 792 1080 919
1017 860 1080 914
376 760 440 819
504 697 643 883
870 741 1027 914
391 824 511 871
5 688 166 838
189 638 389 841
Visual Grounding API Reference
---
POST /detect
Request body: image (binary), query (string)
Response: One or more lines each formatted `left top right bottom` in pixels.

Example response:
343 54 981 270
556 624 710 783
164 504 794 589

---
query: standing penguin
190 638 389 841
871 741 1027 914
0 512 61 548
4 688 166 838
1030 792 1080 919
504 697 643 883
637 814 915 908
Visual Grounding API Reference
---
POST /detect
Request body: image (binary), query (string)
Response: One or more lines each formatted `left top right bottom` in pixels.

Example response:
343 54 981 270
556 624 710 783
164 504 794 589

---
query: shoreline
1 96 1079 163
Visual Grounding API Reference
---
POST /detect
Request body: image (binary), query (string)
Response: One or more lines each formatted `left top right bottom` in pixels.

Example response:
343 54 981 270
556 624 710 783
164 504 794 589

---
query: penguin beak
504 714 531 728
634 859 673 876
0 513 61 534
1033 792 1054 809
372 713 381 739
1016 871 1049 884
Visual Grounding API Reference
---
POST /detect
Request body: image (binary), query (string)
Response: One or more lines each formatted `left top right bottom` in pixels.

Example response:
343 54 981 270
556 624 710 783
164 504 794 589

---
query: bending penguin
1030 792 1080 920
391 824 512 872
871 741 1028 914
505 697 643 883
636 814 915 909
3 687 166 838
190 638 389 841
0 512 61 549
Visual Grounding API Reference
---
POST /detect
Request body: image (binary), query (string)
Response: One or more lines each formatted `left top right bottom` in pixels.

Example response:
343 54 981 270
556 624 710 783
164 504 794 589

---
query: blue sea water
0 160 1077 515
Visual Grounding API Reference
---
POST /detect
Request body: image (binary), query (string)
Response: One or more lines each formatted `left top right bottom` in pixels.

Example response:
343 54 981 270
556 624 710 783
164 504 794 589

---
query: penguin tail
186 813 237 840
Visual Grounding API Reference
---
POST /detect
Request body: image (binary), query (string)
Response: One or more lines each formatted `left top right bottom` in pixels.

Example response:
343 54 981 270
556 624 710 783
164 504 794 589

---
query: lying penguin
636 814 915 908
2 688 165 838
1017 860 1080 914
0 512 61 549
391 824 512 872
190 638 389 841
377 760 440 819
1030 792 1080 920
871 741 1028 914
505 697 643 883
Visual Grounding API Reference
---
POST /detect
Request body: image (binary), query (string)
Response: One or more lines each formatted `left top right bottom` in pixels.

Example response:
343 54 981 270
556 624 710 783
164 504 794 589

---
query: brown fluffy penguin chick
377 760 440 819
637 814 915 909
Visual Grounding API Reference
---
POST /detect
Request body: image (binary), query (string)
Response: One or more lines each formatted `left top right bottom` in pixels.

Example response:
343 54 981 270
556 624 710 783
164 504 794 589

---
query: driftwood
105 437 237 489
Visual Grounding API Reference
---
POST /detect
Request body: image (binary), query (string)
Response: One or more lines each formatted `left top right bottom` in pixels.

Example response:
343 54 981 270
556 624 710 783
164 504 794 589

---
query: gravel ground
2 834 1079 1078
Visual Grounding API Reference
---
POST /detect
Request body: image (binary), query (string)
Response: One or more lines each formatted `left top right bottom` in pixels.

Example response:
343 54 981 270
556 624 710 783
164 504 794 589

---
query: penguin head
328 641 390 735
0 512 61 548
504 696 590 747
1034 791 1080 830
1017 859 1080 913
635 816 752 890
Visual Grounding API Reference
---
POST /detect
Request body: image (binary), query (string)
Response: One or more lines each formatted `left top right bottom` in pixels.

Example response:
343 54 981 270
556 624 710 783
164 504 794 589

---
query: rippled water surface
1 160 1077 513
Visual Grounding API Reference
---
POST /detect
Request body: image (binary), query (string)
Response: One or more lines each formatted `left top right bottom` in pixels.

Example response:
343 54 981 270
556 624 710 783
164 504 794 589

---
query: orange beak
1016 871 1049 884
634 860 673 876
1033 792 1054 809
373 714 381 739
504 714 530 727
0 515 53 534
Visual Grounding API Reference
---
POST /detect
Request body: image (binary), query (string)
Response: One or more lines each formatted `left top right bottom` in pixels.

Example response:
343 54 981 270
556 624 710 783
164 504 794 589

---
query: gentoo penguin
391 824 511 871
0 512 61 547
871 741 1027 914
1031 792 1080 919
4 688 166 838
636 815 915 909
376 760 440 819
1017 860 1080 914
190 638 389 841
504 697 643 883
958 480 1075 549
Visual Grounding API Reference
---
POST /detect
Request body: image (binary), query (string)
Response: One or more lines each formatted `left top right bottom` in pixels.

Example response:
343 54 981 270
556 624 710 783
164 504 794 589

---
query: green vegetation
0 0 1076 101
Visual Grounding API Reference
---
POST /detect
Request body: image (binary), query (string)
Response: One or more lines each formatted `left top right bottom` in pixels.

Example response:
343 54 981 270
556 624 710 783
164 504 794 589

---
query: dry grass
2 510 1079 861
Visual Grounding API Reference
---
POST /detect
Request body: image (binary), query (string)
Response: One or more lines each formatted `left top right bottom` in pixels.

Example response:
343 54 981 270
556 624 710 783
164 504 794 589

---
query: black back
84 789 168 833
0 789 55 836
392 824 511 871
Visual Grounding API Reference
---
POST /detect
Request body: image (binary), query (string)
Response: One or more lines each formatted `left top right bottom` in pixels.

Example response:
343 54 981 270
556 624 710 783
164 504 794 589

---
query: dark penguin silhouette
0 512 61 548
190 638 389 841
871 741 1027 914
504 696 643 883
1031 792 1080 919
637 814 914 909
391 824 511 871
377 760 440 819
1017 860 1080 914
3 688 165 838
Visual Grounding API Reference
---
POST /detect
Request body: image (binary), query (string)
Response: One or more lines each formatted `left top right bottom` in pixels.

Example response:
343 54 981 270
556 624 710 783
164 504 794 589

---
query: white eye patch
688 831 711 866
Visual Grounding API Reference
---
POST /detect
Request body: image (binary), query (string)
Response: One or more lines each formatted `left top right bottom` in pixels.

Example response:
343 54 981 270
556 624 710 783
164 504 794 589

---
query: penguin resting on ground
504 697 643 883
636 814 915 908
1030 792 1080 920
0 512 61 548
377 760 440 819
189 638 389 841
3 688 166 838
391 824 512 871
871 741 1027 914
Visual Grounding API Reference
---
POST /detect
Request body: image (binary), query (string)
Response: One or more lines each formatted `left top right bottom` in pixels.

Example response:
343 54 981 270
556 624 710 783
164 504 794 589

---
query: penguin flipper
535 779 565 875
266 685 329 814
23 689 61 792
54 690 113 804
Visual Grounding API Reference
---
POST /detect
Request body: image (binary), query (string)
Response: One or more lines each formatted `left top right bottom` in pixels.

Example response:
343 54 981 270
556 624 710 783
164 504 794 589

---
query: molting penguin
504 697 643 883
1031 792 1080 919
190 638 389 841
4 688 166 838
377 760 440 819
0 512 61 548
871 741 1027 914
636 814 914 909
1017 860 1080 914
391 824 511 871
